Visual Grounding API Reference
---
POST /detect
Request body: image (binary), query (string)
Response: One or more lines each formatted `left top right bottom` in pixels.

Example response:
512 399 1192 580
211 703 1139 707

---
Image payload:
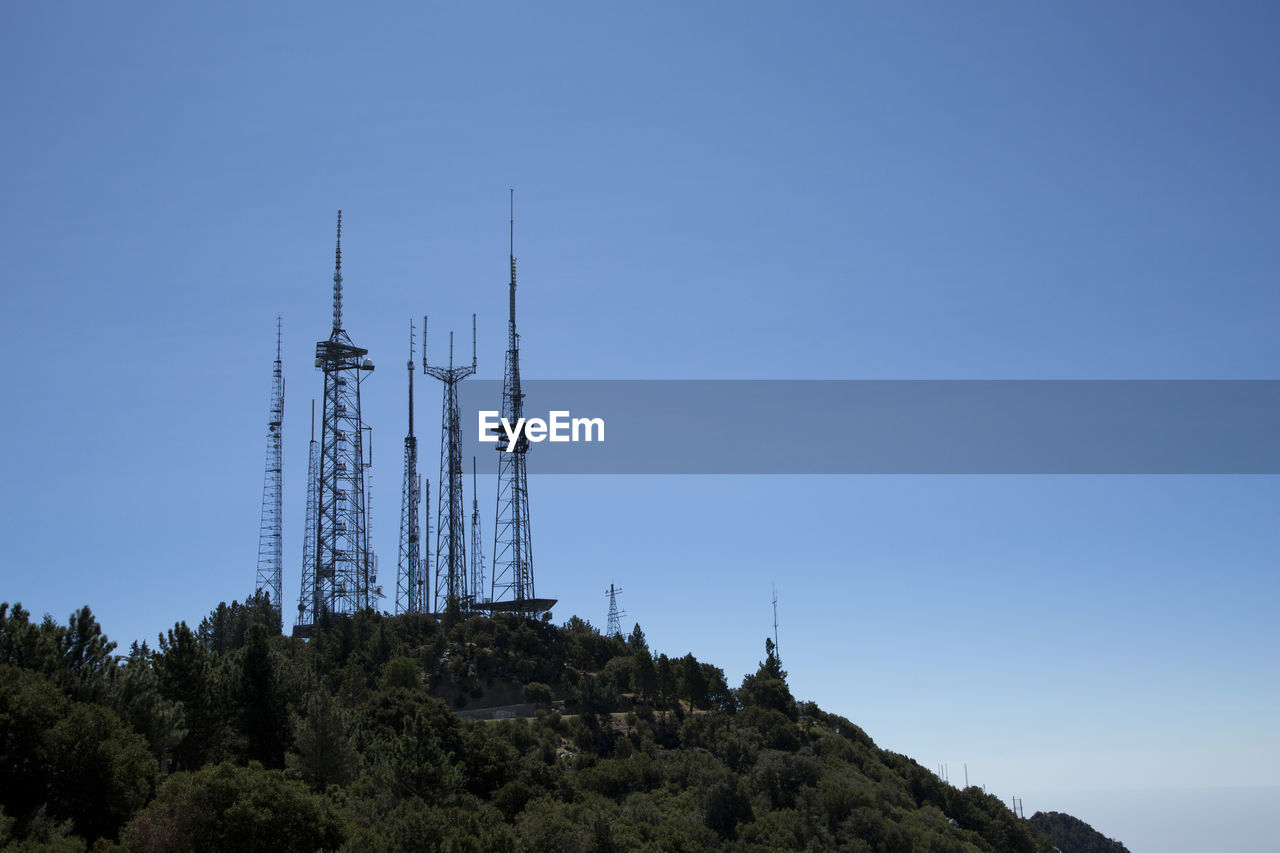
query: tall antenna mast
295 210 377 637
772 584 780 662
255 316 285 621
397 320 425 614
296 400 320 628
332 210 343 330
424 313 477 613
470 456 486 606
491 189 549 616
605 583 625 638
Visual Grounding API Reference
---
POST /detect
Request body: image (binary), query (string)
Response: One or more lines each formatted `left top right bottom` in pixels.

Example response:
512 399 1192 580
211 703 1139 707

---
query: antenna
470 455 486 606
772 585 780 661
397 318 424 615
296 211 378 635
332 210 343 330
407 319 415 436
297 398 320 625
255 317 285 620
424 311 478 614
492 189 548 616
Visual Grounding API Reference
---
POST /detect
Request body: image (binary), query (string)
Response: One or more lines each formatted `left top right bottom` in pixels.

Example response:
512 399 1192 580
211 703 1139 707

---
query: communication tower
296 401 320 629
297 210 377 634
423 315 476 613
397 321 425 614
470 457 486 606
255 317 284 616
489 192 553 615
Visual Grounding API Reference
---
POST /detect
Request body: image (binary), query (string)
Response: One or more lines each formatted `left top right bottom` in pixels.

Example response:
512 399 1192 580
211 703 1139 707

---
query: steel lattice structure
299 210 377 631
296 401 320 629
490 194 539 614
397 321 425 614
470 456 486 607
255 317 285 615
606 584 625 637
423 317 476 613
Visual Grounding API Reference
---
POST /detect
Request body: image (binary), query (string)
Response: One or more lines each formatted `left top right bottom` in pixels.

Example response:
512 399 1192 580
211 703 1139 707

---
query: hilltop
0 596 1117 851
1028 811 1131 853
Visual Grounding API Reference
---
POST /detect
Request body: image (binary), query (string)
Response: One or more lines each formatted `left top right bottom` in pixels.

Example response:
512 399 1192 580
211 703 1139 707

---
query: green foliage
154 621 227 768
379 656 422 691
232 623 289 768
1028 810 1131 853
738 637 797 719
521 681 553 705
0 665 156 843
292 689 359 792
197 591 282 655
121 762 345 852
0 601 1086 853
111 649 187 757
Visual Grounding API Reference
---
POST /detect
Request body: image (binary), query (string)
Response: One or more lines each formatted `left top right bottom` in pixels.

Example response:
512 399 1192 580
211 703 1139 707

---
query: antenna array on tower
489 191 552 616
424 314 477 614
397 321 425 614
295 211 377 637
255 317 285 617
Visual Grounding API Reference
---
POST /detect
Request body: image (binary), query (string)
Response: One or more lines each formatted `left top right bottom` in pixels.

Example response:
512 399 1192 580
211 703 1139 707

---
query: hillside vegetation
1028 811 1131 853
1 595 1092 852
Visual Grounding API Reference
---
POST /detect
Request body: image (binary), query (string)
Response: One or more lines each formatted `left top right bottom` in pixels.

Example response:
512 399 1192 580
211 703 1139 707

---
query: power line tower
397 321 425 614
423 315 476 613
470 457 486 607
296 401 320 630
490 191 541 614
300 210 377 633
605 584 625 637
255 317 285 617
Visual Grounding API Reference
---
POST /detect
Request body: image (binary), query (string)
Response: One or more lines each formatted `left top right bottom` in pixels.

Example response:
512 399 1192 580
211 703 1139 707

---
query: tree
522 682 553 706
111 649 187 758
739 638 796 718
154 622 225 768
0 665 155 843
376 707 462 800
60 606 117 684
233 623 288 769
292 690 358 792
656 654 677 707
379 656 422 691
631 649 658 701
122 762 345 852
0 603 56 673
678 653 709 707
627 623 648 654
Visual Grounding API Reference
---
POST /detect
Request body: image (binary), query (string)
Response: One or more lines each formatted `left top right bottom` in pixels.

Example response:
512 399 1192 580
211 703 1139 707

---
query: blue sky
3 3 1278 850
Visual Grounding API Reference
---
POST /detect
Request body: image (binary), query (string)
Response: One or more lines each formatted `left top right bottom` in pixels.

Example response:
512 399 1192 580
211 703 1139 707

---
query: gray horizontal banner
450 380 1280 474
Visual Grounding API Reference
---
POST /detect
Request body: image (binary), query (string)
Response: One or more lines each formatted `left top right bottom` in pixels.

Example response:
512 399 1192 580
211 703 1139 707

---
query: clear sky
3 3 1278 850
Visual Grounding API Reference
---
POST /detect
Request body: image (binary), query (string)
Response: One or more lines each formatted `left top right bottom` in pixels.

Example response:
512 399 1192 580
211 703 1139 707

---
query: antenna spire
508 189 517 329
407 319 416 438
332 209 344 330
772 585 780 661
